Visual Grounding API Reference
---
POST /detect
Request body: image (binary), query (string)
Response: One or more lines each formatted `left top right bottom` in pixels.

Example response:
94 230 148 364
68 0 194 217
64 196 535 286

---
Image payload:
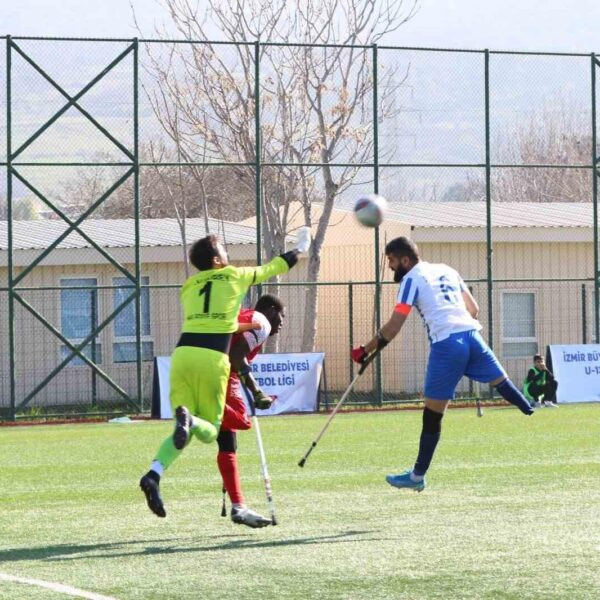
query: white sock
410 471 424 482
232 503 245 511
150 460 164 477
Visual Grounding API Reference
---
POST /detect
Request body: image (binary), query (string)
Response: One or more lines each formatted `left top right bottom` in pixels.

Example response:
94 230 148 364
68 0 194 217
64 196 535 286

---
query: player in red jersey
217 294 285 528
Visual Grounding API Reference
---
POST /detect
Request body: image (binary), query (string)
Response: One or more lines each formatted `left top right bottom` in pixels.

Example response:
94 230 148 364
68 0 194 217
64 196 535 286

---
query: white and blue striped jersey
395 261 481 344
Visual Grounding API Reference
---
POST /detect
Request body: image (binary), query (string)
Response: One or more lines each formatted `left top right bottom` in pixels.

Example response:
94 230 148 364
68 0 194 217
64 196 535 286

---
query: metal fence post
91 288 98 407
484 49 493 349
468 286 475 398
6 36 16 420
134 37 142 412
592 53 599 343
348 282 354 386
254 41 262 267
484 49 494 400
373 43 383 406
582 283 588 344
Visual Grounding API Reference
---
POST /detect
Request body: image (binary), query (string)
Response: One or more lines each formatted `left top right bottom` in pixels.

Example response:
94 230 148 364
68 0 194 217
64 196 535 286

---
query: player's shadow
113 529 379 559
0 530 378 563
0 537 190 563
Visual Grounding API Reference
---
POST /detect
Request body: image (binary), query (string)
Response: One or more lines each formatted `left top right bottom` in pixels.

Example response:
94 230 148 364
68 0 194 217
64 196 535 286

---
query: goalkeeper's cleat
173 405 192 450
231 506 272 528
386 470 426 492
140 472 166 517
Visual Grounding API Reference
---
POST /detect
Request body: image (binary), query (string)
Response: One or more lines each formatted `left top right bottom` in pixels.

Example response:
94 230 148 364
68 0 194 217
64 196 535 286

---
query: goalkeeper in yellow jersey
140 229 310 517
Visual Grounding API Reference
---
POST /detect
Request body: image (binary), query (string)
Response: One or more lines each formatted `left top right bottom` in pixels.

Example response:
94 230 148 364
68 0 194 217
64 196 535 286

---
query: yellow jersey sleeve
179 257 289 334
236 256 290 287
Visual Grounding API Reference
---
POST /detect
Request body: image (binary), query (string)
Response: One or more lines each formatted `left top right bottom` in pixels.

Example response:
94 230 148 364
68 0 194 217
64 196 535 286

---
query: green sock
190 416 218 444
154 435 182 471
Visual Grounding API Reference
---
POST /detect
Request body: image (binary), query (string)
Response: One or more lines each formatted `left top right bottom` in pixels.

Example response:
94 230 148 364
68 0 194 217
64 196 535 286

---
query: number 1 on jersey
198 281 212 313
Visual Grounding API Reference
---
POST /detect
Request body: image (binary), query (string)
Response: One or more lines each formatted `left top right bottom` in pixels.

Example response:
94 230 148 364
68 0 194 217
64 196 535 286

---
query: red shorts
220 374 251 432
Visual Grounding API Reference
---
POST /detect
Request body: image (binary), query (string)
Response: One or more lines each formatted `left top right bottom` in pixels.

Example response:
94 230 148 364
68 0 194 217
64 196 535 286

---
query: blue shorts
424 330 506 400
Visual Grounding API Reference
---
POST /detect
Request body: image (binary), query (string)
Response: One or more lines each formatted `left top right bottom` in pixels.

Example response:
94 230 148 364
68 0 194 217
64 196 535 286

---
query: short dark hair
189 235 219 271
255 294 284 314
385 236 419 261
533 354 543 361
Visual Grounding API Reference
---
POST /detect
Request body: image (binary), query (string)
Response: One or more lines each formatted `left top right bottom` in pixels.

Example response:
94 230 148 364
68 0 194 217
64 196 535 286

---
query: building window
60 278 101 365
113 341 154 363
112 277 153 362
502 292 537 358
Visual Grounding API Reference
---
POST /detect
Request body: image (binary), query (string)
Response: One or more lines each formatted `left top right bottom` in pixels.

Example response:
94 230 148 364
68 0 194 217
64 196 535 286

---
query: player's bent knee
192 422 219 444
203 429 219 444
489 375 507 387
217 430 237 453
423 397 450 413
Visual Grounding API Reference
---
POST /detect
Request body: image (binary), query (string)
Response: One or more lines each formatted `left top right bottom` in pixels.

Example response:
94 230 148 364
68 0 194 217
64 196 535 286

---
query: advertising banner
548 344 600 404
152 352 325 419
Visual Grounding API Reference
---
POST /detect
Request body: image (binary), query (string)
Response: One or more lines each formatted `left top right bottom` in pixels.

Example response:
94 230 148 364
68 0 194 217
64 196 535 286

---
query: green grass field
1 405 599 599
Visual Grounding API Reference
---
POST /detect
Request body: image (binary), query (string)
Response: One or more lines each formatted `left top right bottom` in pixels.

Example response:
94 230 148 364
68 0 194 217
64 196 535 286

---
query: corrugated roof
337 201 592 228
1 203 592 253
0 217 259 251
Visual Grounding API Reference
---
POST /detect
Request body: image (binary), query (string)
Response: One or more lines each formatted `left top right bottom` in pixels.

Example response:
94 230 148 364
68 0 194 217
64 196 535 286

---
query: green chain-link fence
0 36 599 419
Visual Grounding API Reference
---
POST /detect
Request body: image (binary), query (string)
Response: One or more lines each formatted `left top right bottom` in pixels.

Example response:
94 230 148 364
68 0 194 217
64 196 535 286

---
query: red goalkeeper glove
351 345 368 364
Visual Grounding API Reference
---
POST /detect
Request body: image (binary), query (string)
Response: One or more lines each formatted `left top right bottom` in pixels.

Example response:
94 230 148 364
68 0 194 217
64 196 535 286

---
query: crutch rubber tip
298 458 306 467
271 517 278 526
221 508 227 517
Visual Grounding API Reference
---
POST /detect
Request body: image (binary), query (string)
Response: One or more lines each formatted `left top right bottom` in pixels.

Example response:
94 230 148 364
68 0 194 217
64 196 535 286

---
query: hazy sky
2 0 600 54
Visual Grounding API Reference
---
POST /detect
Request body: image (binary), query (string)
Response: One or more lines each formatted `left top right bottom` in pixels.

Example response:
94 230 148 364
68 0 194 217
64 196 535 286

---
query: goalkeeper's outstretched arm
239 227 311 287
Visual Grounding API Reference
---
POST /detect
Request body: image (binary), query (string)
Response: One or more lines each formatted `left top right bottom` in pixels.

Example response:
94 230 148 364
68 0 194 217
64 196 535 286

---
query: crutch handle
358 348 380 375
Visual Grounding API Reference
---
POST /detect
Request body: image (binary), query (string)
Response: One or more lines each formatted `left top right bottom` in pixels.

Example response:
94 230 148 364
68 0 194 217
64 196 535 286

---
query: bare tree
0 195 38 220
56 146 256 222
56 160 115 216
492 109 591 203
137 0 418 350
446 108 592 203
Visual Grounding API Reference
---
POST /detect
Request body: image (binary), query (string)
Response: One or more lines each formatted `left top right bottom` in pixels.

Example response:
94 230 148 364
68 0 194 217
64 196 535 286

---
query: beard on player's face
393 266 406 283
392 260 411 283
388 254 411 283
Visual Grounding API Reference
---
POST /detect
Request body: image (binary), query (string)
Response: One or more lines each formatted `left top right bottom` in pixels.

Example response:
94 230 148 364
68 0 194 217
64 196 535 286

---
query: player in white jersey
351 237 534 492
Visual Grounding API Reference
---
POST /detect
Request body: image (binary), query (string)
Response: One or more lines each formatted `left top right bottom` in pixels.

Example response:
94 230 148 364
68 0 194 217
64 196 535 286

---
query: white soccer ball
353 194 387 227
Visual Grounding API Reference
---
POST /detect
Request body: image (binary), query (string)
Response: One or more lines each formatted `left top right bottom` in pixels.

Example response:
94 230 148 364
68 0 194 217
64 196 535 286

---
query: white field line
0 572 117 600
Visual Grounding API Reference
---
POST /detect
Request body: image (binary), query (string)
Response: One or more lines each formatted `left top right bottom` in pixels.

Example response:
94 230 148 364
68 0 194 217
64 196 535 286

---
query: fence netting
0 37 598 418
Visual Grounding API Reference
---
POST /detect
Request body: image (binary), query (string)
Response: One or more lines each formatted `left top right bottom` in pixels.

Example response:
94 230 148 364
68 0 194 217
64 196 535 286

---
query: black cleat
173 405 192 450
140 472 166 518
